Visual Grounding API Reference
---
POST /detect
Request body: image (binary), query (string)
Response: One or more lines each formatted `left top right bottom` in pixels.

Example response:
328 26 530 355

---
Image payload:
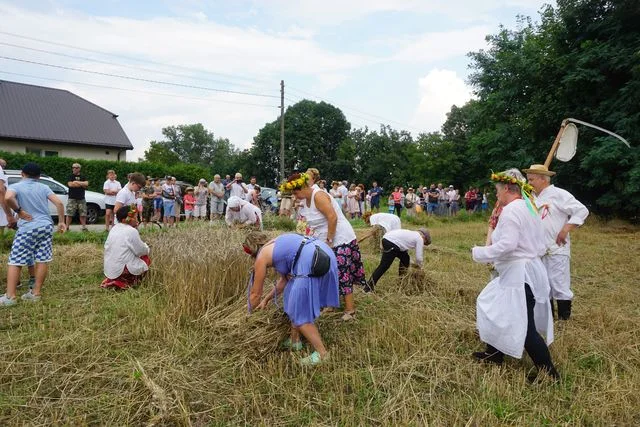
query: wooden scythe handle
544 119 569 168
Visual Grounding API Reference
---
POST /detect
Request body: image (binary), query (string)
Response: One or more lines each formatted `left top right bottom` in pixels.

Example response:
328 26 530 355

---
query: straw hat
522 164 556 176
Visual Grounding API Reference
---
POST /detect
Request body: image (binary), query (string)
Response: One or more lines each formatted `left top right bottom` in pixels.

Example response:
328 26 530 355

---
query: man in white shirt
227 172 248 200
337 181 349 212
101 205 150 289
365 228 431 292
245 176 257 201
0 158 17 233
103 170 122 231
225 196 262 230
524 164 589 320
114 172 145 213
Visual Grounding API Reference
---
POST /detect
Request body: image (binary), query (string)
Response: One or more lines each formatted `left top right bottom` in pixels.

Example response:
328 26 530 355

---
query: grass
0 218 639 425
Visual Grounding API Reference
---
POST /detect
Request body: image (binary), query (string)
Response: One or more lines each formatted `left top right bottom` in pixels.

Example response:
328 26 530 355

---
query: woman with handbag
244 232 339 366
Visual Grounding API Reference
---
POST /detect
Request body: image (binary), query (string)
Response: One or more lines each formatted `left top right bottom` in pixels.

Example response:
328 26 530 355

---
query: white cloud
391 26 491 63
410 69 473 132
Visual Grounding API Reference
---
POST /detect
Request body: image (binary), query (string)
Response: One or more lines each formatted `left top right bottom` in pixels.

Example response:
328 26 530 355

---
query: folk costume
471 170 558 379
225 196 263 230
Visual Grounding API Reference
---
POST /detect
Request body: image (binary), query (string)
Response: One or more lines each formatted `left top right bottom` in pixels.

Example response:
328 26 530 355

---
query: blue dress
272 233 340 326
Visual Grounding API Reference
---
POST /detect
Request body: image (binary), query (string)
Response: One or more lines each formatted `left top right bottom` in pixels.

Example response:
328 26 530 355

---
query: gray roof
0 80 133 150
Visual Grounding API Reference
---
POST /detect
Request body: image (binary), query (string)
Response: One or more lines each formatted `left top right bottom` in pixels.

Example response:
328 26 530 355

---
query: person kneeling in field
0 162 67 306
101 205 151 290
225 196 262 230
244 232 340 366
365 228 431 292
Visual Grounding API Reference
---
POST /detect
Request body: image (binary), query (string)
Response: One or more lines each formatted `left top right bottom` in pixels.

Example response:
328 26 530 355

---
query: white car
4 170 106 224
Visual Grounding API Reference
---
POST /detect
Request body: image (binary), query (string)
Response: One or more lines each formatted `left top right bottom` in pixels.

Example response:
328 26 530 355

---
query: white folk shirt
369 213 401 232
300 187 356 247
472 199 551 358
104 223 150 279
383 229 425 266
534 185 589 257
103 179 122 205
225 200 263 229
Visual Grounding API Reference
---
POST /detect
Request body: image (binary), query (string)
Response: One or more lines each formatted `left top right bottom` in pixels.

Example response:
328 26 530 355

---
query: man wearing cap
0 162 66 306
524 164 589 320
365 228 431 292
66 163 89 231
225 196 262 230
227 173 248 200
193 179 209 220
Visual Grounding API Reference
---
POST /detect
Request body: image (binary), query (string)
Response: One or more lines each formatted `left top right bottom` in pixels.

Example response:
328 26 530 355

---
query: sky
0 0 550 161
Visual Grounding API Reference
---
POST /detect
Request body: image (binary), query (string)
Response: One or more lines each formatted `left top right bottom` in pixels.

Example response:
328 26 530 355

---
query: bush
0 151 213 192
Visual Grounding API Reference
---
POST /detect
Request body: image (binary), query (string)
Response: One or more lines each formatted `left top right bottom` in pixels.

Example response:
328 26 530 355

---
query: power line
0 41 274 92
0 55 279 99
283 94 374 130
0 30 273 88
287 85 421 132
0 71 279 108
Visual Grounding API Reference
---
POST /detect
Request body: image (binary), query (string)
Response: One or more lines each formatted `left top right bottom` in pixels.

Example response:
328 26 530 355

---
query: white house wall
0 139 127 161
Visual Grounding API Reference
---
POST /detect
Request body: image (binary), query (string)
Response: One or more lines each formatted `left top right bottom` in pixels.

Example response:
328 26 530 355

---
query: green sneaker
0 294 17 307
300 351 327 366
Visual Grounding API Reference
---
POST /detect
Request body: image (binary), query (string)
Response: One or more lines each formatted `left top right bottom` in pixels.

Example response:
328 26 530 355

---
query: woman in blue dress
244 232 340 365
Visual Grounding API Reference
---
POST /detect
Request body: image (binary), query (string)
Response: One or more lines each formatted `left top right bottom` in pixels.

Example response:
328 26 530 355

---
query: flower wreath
490 171 537 215
279 172 309 193
124 204 138 224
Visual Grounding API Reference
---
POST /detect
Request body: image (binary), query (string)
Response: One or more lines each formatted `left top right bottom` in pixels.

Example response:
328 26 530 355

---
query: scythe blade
567 118 631 148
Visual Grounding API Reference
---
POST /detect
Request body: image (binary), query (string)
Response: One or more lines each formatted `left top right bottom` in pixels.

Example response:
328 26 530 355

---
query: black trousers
394 203 402 217
371 239 409 284
487 284 556 372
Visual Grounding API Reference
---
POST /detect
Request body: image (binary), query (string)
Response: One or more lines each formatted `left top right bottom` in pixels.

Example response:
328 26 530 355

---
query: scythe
543 118 631 167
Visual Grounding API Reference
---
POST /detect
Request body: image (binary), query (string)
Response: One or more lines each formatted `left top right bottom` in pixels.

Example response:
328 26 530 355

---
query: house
0 80 133 161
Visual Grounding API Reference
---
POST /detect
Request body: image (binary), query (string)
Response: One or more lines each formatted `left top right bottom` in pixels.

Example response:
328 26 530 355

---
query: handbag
292 237 331 277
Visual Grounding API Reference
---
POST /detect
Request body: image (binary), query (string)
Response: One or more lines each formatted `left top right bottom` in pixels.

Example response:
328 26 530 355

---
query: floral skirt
333 239 366 296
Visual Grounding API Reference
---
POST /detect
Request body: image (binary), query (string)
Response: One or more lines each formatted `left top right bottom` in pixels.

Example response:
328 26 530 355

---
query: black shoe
557 300 572 320
472 351 504 365
363 279 375 293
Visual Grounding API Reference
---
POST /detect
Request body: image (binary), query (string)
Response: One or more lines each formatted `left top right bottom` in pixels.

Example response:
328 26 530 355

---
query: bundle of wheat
398 266 438 295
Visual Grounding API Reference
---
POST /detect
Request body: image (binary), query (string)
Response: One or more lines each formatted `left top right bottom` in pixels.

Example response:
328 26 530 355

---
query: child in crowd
183 187 196 221
136 191 143 222
387 194 395 214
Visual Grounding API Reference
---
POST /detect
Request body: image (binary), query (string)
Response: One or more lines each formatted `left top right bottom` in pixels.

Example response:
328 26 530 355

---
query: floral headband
124 204 138 224
490 171 537 215
279 172 309 193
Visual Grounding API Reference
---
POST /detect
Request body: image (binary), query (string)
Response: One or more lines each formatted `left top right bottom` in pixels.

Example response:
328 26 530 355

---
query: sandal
300 351 328 366
341 311 356 321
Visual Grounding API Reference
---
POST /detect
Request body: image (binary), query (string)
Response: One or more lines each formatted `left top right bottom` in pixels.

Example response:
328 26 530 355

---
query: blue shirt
370 186 383 202
9 179 54 230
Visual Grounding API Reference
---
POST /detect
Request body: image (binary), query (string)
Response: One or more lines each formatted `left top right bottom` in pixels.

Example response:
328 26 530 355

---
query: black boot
472 345 504 365
550 299 555 320
363 278 375 293
557 300 572 320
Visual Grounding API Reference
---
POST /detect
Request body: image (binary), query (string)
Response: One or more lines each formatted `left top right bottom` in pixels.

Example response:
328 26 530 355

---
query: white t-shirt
104 223 150 279
229 182 248 199
369 213 401 232
115 185 136 207
301 188 356 246
0 166 7 226
103 179 122 206
384 229 425 266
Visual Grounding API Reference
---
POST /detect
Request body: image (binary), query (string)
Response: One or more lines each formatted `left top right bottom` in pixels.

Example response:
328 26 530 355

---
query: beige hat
522 164 556 176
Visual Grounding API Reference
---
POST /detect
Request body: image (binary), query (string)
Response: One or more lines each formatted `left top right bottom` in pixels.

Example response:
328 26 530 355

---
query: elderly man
66 163 89 231
524 164 589 320
208 174 225 221
101 205 150 290
227 172 248 199
225 196 262 230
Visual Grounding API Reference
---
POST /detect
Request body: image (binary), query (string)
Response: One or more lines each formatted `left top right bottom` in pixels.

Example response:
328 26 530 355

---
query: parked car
4 170 106 224
260 187 279 212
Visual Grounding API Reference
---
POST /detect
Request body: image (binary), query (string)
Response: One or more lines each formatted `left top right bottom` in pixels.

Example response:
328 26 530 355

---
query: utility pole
279 80 285 182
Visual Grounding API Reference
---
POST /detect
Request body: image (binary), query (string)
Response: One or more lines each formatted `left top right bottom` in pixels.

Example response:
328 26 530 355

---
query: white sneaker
0 294 17 306
21 290 41 302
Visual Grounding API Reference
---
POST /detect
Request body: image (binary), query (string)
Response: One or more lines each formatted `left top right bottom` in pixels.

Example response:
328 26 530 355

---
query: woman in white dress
471 168 558 380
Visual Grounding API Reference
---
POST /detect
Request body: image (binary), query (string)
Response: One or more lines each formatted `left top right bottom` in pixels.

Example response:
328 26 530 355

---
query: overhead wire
0 30 274 87
0 55 279 99
0 71 279 108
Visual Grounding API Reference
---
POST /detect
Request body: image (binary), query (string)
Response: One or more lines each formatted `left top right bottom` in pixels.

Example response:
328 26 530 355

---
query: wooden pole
279 80 285 182
544 119 569 168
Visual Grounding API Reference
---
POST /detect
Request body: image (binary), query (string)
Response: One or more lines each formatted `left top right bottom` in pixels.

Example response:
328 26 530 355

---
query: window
26 147 41 156
7 177 20 185
44 151 58 157
38 178 67 195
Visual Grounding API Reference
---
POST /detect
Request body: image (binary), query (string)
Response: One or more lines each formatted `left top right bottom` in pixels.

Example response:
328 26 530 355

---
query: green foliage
0 151 212 191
